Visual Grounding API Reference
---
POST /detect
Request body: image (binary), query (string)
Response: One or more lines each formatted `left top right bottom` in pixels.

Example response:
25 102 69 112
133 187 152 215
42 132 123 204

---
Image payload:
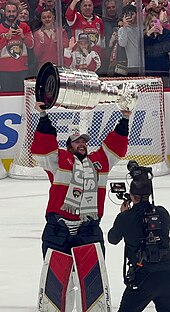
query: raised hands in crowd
64 33 101 71
1 0 170 91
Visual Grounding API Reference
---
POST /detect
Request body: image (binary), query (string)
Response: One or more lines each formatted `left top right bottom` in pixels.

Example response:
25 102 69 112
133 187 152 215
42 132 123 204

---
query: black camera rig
110 160 154 205
110 160 162 264
142 209 162 263
127 160 153 180
110 182 130 203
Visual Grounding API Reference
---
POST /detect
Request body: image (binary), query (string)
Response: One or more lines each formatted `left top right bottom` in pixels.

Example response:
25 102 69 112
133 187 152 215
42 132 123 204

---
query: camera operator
108 176 170 312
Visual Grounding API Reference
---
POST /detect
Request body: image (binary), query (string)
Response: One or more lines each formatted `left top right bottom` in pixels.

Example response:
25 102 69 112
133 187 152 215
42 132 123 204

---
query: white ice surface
0 175 170 312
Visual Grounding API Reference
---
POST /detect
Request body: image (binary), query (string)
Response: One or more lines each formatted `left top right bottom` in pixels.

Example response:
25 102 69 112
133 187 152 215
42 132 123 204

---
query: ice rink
0 173 170 312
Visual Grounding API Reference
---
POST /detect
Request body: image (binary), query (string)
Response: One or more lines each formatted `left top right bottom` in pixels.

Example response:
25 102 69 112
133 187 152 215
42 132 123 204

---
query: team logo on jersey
7 42 23 59
84 29 99 46
73 188 82 198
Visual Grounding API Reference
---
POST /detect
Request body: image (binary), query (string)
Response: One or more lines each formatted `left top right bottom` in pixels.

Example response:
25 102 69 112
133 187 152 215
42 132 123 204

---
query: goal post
8 76 170 179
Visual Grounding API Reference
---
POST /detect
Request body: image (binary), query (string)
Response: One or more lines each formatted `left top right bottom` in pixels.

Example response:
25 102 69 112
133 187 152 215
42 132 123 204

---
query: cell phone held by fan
153 19 161 28
11 21 19 30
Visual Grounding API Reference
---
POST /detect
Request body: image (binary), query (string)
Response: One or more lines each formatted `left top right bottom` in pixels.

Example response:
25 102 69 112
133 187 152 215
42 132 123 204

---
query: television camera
110 182 130 203
110 160 162 264
110 160 153 204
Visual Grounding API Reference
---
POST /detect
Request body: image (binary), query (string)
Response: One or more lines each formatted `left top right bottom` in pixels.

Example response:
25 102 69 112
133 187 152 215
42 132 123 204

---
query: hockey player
31 100 132 311
108 177 170 312
32 103 131 257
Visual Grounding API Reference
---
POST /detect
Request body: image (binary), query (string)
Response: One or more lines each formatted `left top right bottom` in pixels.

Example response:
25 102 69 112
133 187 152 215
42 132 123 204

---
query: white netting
9 76 170 179
0 159 7 179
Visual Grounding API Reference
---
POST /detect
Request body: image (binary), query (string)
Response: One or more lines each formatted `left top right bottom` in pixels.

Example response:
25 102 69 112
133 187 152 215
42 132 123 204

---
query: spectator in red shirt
65 0 105 59
0 1 34 92
33 0 71 37
18 6 38 76
33 8 68 70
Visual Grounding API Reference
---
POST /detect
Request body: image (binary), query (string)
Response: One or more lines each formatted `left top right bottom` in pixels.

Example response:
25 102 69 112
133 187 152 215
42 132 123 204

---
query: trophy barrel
35 62 137 111
35 62 101 110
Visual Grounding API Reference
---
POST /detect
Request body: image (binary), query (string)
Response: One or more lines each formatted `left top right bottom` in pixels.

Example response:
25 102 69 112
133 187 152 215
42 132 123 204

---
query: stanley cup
35 62 138 111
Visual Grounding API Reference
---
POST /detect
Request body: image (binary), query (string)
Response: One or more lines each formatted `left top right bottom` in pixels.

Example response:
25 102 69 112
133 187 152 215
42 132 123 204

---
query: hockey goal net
9 76 169 179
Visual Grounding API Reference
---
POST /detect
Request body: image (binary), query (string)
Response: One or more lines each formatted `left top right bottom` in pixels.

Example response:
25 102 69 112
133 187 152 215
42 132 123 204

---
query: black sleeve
114 117 129 137
36 114 57 136
108 213 124 245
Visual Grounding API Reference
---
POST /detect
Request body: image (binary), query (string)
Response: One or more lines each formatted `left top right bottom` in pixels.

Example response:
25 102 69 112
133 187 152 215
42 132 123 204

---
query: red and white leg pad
37 243 112 311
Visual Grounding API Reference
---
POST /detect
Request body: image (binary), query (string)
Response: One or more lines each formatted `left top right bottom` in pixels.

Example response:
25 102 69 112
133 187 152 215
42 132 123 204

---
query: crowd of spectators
0 0 170 92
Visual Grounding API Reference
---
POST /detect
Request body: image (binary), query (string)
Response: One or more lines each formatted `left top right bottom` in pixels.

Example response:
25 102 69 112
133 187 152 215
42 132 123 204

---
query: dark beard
74 151 87 161
6 16 16 22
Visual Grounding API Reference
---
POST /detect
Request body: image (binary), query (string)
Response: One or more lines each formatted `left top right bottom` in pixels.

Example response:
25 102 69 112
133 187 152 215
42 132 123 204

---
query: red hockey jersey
0 21 34 71
31 115 128 220
65 6 105 56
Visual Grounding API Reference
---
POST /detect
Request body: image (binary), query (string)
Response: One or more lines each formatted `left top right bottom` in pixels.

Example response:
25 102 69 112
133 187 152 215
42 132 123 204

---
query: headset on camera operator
108 161 170 312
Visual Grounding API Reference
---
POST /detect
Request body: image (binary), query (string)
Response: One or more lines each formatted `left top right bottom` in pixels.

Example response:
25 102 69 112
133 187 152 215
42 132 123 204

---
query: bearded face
68 138 88 160
5 4 18 24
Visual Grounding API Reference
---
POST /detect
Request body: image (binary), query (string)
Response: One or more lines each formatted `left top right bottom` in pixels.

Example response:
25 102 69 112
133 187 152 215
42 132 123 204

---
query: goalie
31 101 131 311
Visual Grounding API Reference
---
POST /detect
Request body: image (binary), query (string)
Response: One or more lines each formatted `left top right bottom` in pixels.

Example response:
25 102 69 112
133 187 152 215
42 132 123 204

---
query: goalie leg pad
72 243 112 312
37 248 73 312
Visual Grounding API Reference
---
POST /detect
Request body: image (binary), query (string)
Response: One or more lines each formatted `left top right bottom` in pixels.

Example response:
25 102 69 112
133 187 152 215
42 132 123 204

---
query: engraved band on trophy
35 62 138 111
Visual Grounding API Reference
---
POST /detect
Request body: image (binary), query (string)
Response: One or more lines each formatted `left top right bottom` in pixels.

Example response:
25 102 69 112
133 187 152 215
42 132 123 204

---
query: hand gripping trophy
35 62 138 112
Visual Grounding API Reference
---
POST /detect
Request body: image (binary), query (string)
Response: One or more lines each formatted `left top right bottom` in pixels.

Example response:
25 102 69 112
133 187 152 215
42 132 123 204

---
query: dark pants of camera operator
118 269 170 312
41 213 105 259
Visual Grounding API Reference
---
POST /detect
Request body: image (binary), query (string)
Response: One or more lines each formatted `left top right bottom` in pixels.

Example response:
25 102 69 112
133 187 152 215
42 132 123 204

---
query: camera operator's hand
120 201 130 212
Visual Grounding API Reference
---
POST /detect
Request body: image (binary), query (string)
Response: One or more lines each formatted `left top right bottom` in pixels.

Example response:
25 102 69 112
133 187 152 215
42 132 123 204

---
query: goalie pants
41 213 105 259
118 269 170 312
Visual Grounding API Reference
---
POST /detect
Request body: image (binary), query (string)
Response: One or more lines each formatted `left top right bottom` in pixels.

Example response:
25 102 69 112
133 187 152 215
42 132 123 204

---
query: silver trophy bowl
35 62 138 111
